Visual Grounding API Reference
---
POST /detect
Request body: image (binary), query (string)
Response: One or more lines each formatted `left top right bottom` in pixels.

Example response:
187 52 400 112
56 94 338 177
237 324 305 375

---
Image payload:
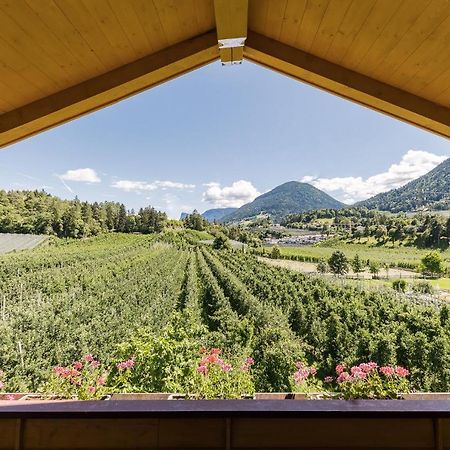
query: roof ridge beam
214 0 248 65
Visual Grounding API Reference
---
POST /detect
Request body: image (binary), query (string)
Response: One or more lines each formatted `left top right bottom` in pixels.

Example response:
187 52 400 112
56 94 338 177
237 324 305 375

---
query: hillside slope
223 181 344 222
357 158 450 212
202 207 237 222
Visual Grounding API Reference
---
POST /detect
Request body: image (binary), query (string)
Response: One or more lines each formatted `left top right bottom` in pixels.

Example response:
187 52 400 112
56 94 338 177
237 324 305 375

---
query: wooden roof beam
0 31 219 149
214 0 248 65
244 32 450 139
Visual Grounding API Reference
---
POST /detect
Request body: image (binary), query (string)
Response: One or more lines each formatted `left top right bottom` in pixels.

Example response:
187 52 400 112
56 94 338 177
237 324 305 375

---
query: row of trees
0 190 167 238
283 207 450 249
316 250 445 278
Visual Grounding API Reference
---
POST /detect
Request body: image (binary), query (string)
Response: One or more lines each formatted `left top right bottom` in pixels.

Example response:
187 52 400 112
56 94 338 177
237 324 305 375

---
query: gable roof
0 0 449 148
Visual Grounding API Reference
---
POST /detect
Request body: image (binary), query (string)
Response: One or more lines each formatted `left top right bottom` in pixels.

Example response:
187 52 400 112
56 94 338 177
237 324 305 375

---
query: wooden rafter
244 32 450 139
214 0 248 65
0 32 219 148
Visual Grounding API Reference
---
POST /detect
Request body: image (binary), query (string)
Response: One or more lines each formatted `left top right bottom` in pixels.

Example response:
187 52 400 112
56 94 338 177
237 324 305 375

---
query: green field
265 241 450 269
2 232 450 395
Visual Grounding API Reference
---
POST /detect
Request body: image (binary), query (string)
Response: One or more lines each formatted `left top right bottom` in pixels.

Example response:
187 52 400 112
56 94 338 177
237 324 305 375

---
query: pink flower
335 364 345 375
337 371 351 383
73 361 83 370
359 362 377 373
211 348 221 355
96 376 106 386
197 365 208 375
324 376 334 383
116 358 134 370
395 366 410 377
245 357 254 366
0 381 4 390
350 366 362 375
354 371 367 380
379 366 395 376
90 360 100 369
221 363 232 373
84 354 94 362
87 386 96 394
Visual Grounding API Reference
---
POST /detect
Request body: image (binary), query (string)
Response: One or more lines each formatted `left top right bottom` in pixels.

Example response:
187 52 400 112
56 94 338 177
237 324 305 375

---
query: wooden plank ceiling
0 0 449 147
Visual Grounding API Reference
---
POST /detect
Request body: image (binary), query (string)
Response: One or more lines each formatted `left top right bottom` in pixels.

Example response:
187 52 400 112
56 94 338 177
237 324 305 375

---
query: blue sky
0 61 449 218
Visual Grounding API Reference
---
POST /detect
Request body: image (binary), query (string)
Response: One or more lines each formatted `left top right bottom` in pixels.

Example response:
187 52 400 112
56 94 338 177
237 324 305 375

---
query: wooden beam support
245 31 450 138
214 0 248 65
0 31 219 148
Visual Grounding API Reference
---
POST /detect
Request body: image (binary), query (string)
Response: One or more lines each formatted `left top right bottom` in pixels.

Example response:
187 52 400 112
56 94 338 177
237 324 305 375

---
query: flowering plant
45 354 108 400
193 348 255 399
328 362 410 399
292 362 323 393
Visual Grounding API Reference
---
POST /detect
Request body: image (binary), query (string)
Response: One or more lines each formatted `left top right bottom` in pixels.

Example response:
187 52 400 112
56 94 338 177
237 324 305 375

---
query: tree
316 259 328 274
369 261 380 279
184 210 205 231
212 233 231 250
351 254 365 277
270 246 281 259
420 251 445 278
328 251 348 276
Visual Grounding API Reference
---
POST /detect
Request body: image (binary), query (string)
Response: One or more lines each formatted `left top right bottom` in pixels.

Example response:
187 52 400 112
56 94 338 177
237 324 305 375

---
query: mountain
223 181 345 222
202 207 238 222
357 158 450 212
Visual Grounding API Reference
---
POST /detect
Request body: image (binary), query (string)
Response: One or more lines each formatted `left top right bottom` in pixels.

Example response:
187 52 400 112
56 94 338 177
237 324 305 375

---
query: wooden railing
1 400 450 449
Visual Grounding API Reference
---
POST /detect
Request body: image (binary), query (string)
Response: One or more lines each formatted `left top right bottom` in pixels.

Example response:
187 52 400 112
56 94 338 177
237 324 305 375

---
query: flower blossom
324 376 334 383
0 381 4 390
87 386 96 394
395 366 410 377
379 366 395 376
73 361 83 370
293 362 316 385
335 364 345 375
337 371 351 383
116 358 135 370
84 354 94 362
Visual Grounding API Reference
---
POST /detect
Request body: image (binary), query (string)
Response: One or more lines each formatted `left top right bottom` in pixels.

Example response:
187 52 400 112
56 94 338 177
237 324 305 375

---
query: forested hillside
1 231 450 393
357 158 450 212
0 190 166 238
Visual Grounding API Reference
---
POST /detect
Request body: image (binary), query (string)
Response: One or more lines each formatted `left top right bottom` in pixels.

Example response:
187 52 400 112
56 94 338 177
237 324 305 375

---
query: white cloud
111 180 157 192
202 180 260 208
60 168 101 183
111 179 195 193
301 150 447 204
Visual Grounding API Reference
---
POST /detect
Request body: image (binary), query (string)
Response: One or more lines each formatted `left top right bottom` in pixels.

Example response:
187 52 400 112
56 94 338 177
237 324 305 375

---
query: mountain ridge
357 157 450 212
223 181 345 222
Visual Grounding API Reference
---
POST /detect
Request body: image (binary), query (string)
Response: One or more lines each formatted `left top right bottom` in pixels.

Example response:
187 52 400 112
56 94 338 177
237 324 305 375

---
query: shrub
193 348 255 399
392 279 407 292
412 281 433 294
108 317 207 393
44 354 108 400
212 233 231 250
316 259 328 273
330 362 410 399
270 246 281 259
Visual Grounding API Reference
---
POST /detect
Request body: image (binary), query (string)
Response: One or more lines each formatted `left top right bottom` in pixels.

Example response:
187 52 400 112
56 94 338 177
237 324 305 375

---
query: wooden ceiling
0 0 449 147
